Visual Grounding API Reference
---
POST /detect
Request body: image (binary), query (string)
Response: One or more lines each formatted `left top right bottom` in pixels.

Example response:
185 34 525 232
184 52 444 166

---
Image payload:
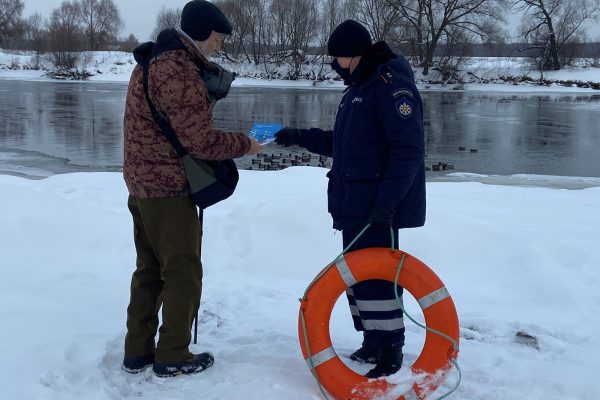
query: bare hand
247 137 262 155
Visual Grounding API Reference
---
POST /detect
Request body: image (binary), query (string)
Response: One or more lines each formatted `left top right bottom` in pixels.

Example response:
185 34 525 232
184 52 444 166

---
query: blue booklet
249 123 282 144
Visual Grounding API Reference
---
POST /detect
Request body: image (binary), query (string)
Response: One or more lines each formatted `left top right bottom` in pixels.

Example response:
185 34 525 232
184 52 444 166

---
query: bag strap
141 60 188 158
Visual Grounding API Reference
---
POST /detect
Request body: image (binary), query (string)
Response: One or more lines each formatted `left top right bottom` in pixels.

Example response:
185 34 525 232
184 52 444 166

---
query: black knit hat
181 0 233 41
328 20 372 57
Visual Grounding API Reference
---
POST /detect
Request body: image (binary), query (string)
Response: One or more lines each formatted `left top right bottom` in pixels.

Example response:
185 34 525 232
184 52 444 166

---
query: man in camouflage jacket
121 0 261 377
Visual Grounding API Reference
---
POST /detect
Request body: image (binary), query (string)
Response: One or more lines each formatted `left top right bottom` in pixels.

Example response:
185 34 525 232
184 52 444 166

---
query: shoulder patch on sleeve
395 97 414 119
391 88 414 99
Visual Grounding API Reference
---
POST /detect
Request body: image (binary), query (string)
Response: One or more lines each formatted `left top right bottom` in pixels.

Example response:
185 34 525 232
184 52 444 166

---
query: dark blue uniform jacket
299 42 426 230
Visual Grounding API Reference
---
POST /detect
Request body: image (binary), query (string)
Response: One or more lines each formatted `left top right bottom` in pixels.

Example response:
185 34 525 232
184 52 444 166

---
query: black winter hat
328 20 372 57
181 0 233 41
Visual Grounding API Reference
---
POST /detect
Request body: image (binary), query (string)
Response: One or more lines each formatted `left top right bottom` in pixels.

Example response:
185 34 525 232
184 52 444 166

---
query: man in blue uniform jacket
275 20 426 378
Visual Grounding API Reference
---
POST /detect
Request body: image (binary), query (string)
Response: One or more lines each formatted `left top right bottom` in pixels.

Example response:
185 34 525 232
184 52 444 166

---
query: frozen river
1 79 599 181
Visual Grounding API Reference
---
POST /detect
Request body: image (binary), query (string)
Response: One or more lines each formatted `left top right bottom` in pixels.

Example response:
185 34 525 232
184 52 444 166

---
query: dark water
1 79 600 179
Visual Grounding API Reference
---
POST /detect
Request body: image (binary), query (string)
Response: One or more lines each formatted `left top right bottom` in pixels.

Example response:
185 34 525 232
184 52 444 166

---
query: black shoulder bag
141 61 239 209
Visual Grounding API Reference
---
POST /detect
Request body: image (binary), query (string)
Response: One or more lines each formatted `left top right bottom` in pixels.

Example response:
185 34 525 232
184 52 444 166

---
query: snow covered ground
1 49 599 92
0 168 599 399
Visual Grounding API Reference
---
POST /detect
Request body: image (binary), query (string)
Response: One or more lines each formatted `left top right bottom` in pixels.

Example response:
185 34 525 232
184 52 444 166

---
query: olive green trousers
124 195 202 363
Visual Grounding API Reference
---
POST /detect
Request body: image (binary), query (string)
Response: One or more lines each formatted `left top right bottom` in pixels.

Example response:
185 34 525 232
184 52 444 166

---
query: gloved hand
368 206 395 229
274 128 300 147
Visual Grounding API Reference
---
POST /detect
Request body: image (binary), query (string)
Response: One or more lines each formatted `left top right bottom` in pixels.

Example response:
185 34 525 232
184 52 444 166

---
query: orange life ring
298 248 459 400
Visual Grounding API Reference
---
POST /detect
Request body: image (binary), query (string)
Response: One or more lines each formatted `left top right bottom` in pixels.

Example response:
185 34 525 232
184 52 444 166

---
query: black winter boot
349 344 381 364
122 354 155 374
349 331 384 364
366 343 403 378
153 352 214 377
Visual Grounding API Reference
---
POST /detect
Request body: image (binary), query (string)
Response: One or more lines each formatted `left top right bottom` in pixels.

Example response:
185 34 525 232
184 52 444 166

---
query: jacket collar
174 28 211 69
348 41 396 87
132 29 213 74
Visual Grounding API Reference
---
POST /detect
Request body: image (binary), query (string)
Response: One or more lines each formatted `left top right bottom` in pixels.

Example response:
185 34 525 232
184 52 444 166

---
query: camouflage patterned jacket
123 29 250 198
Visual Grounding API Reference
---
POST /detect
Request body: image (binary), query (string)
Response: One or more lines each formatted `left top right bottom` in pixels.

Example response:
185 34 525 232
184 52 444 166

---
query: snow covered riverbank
0 169 598 399
1 49 599 92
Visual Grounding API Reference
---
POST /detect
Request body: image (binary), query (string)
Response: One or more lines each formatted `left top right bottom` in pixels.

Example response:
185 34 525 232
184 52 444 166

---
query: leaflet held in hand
249 123 282 145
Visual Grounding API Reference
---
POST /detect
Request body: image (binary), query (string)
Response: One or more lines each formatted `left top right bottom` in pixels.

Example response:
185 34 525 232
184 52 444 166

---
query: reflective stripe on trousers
342 227 404 333
346 282 404 332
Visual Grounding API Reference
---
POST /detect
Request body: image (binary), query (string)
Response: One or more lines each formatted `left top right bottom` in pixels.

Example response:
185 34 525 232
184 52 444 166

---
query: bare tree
268 0 320 78
80 0 123 50
349 0 401 42
269 0 291 60
434 26 473 83
213 0 242 59
314 0 352 77
214 0 255 62
389 0 507 75
21 13 47 68
0 0 24 45
318 0 353 54
150 6 182 40
386 0 425 61
24 12 47 55
214 0 320 76
119 33 139 52
323 0 352 34
47 1 84 70
512 0 600 70
245 0 270 64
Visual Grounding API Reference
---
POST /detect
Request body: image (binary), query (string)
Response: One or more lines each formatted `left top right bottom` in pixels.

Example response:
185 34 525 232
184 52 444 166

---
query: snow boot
153 352 214 377
122 354 155 374
349 343 382 364
365 343 403 378
349 332 384 364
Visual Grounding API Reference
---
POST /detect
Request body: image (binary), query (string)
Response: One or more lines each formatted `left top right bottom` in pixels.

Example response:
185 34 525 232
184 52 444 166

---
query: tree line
1 0 599 76
0 0 133 71
150 0 600 77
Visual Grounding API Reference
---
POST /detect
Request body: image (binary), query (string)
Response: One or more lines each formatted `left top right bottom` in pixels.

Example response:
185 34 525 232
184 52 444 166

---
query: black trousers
342 226 405 346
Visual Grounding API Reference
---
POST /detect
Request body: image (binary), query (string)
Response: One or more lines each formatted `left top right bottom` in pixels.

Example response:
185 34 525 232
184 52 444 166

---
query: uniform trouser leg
342 227 405 346
125 196 202 363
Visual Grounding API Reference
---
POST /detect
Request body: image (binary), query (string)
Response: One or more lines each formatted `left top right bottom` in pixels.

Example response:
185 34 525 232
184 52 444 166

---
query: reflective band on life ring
298 248 460 400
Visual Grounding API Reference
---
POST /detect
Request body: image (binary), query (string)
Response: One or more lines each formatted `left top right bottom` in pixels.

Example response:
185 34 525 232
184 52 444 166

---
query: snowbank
2 49 599 92
0 169 599 399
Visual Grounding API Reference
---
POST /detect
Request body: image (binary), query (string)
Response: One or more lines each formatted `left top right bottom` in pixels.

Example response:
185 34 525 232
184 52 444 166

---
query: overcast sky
22 0 190 41
21 0 600 42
